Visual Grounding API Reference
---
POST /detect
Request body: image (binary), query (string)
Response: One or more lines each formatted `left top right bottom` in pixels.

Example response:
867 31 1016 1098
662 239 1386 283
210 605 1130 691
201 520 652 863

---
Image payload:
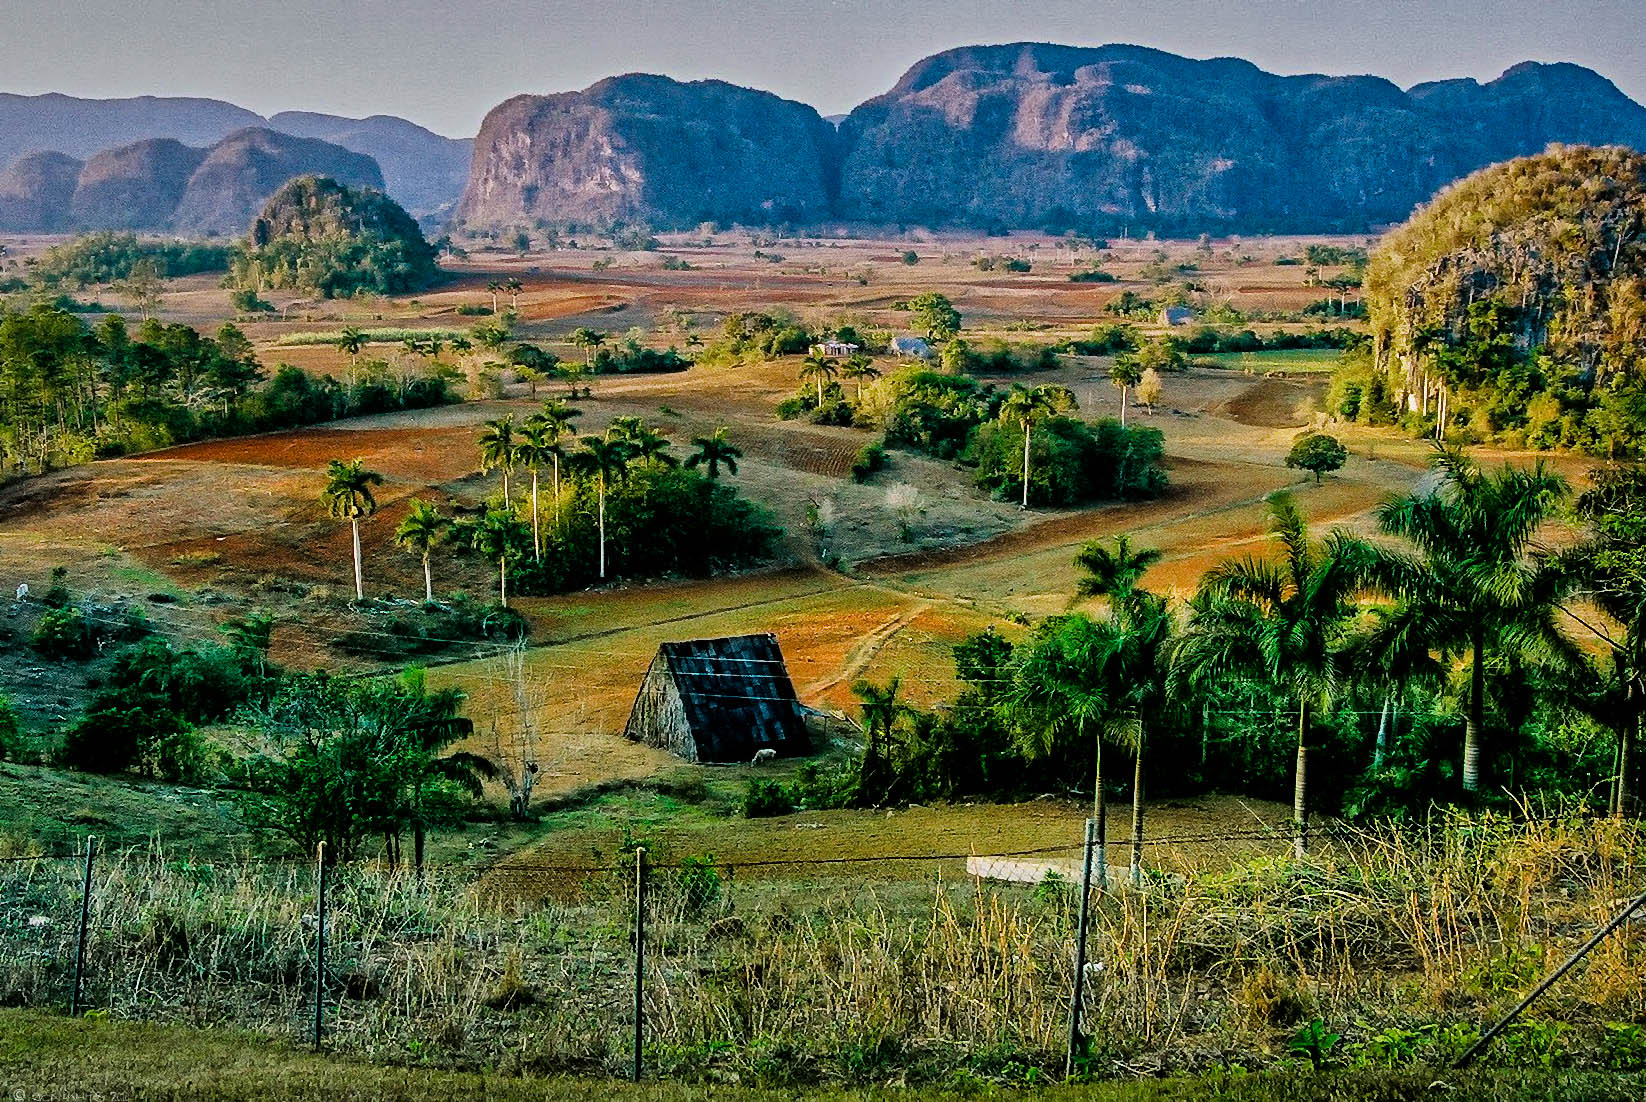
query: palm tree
685 427 742 480
1012 614 1121 888
321 458 384 602
532 400 581 528
477 415 518 504
626 423 676 468
513 423 555 559
1355 446 1576 796
504 277 523 310
570 327 606 372
485 280 502 314
851 676 916 806
570 434 633 580
1175 494 1358 857
1566 466 1646 817
336 327 366 383
1072 535 1175 888
998 384 1076 509
1109 357 1143 428
840 354 881 400
466 507 528 607
394 498 450 603
395 668 496 875
799 353 839 405
1075 534 1163 603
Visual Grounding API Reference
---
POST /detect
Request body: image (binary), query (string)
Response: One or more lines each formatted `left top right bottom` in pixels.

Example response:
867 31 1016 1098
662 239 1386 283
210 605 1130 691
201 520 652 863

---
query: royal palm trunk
1294 698 1310 858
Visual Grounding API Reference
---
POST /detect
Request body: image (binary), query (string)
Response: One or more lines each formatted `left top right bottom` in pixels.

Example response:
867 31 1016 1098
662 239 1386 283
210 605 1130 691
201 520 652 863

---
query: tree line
324 406 774 606
0 304 455 475
778 447 1643 875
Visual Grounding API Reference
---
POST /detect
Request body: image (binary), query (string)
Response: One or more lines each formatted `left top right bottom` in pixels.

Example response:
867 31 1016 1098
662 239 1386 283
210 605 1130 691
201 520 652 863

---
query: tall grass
2 811 1642 1084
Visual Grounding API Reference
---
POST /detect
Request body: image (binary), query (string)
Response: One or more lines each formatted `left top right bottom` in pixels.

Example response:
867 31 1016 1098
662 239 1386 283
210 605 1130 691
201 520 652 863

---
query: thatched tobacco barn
622 634 811 763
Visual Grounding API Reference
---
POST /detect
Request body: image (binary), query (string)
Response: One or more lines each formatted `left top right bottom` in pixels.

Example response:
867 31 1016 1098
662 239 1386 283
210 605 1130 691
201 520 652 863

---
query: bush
511 465 781 594
851 439 888 482
742 778 796 818
30 607 93 659
229 287 272 313
0 694 19 761
591 340 691 375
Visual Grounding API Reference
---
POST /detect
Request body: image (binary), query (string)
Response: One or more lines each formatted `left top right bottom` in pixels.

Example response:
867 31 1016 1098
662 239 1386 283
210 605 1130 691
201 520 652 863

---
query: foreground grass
0 1010 1639 1101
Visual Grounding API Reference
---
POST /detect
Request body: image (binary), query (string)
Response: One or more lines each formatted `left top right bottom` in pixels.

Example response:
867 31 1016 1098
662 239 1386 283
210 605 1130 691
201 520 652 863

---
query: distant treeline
0 304 456 475
21 233 231 288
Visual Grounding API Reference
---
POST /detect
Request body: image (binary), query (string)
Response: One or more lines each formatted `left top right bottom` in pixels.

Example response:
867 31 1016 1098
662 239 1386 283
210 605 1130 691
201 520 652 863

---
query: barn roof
637 633 810 761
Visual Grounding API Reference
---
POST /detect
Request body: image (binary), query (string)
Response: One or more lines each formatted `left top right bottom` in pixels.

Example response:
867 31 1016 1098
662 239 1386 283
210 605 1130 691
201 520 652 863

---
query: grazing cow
751 748 777 765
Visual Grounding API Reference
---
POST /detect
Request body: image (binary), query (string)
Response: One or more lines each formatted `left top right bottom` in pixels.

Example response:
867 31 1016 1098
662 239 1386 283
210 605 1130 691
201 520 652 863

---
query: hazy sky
3 0 1643 137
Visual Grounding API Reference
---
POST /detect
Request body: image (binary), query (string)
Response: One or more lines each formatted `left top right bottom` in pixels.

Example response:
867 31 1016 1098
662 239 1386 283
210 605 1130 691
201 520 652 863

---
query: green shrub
30 607 93 659
0 694 19 761
229 287 272 313
971 417 1167 505
742 778 796 818
851 440 888 482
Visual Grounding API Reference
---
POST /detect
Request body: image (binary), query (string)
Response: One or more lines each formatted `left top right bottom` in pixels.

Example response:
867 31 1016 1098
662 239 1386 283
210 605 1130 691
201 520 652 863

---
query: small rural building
815 340 859 357
1161 305 1195 327
891 336 934 359
622 634 812 763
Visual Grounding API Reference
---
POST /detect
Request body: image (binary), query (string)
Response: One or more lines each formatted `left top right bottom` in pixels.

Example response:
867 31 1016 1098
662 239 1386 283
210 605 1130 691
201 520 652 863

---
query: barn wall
623 656 698 761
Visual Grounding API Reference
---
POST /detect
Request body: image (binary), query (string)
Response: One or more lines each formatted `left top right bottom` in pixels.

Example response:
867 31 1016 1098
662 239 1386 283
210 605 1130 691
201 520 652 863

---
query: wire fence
4 813 1645 1083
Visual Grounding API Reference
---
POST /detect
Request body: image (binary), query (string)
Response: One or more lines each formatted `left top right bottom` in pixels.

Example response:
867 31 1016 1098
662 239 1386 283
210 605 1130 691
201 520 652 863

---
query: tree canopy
229 175 438 299
1361 146 1646 454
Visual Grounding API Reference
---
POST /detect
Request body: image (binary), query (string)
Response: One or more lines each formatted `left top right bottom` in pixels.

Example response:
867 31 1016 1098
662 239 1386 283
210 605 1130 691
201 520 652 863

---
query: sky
2 0 1643 137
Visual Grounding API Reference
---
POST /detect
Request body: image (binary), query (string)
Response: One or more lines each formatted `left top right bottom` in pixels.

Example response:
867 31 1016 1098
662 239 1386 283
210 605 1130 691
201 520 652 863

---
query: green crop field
1196 348 1344 374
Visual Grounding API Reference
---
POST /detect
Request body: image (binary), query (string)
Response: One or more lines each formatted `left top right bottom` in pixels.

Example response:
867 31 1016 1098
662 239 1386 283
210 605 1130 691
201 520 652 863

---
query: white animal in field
751 748 777 765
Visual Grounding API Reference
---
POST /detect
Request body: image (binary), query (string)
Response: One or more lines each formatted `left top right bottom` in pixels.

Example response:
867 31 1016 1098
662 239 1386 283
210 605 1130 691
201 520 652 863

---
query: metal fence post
632 846 647 1082
1455 885 1646 1068
314 841 327 1052
70 835 95 1017
1065 817 1097 1079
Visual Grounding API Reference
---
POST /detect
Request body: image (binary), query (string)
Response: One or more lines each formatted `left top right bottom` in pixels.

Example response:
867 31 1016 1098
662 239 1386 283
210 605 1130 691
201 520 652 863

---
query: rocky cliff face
834 44 1646 232
69 138 205 230
0 150 82 231
456 74 838 230
170 128 384 236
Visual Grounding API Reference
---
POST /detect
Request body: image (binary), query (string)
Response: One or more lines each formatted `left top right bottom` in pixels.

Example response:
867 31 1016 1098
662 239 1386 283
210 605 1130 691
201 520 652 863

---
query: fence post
70 835 95 1017
633 846 647 1082
314 841 327 1052
1065 817 1097 1079
1455 885 1646 1068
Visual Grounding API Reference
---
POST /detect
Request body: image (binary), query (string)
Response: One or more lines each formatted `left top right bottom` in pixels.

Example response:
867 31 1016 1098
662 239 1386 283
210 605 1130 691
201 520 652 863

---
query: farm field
0 232 1400 790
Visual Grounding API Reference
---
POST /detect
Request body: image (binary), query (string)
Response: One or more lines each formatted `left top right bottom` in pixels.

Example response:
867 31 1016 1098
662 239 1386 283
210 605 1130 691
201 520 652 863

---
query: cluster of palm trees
957 444 1638 876
484 278 523 314
321 410 745 607
798 350 880 406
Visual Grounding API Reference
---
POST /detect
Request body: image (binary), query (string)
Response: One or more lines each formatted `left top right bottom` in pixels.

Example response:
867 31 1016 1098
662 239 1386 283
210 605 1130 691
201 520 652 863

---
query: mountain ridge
0 92 467 217
7 45 1646 237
